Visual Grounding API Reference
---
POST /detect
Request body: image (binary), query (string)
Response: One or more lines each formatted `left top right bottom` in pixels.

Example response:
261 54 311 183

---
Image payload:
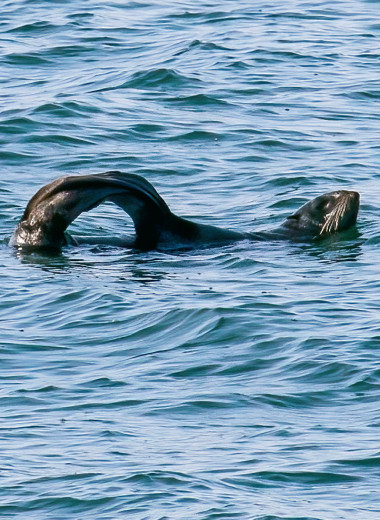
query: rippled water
1 1 380 519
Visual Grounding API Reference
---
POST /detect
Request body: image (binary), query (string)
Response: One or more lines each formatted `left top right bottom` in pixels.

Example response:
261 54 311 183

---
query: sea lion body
11 171 360 250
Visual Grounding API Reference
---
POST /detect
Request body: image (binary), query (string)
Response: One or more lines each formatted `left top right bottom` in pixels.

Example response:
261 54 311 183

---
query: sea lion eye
317 200 327 211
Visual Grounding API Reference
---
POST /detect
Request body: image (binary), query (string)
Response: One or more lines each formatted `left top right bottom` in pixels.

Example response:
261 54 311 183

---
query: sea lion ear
286 213 300 220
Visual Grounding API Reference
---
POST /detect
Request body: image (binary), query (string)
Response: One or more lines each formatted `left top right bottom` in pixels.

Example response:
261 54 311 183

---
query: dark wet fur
11 171 360 250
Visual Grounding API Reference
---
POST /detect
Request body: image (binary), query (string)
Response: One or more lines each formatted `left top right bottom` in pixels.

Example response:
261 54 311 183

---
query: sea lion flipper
10 171 173 249
58 171 174 249
11 172 134 248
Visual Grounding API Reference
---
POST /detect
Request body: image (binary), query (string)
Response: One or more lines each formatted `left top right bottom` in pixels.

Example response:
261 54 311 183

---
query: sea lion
10 171 360 250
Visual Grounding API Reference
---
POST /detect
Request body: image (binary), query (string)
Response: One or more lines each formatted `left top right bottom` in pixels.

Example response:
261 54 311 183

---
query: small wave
0 116 39 133
32 101 100 118
129 123 166 137
6 21 59 35
4 53 52 66
122 470 197 487
167 93 231 107
0 496 114 518
66 12 94 22
167 9 241 24
268 9 339 21
257 391 339 408
95 68 201 93
333 456 380 468
249 48 319 64
0 150 36 162
264 176 314 189
174 39 230 56
344 90 380 100
169 363 221 378
225 470 361 488
166 130 222 142
254 139 316 151
23 134 96 147
61 398 146 411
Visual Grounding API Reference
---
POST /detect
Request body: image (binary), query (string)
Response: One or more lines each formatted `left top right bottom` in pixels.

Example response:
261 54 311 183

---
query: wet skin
11 171 360 251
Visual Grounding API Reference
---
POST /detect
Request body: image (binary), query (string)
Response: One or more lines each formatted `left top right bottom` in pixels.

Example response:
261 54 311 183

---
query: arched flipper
10 171 161 248
11 171 244 249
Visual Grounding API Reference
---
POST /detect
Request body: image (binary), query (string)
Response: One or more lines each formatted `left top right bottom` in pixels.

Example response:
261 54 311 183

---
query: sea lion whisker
320 194 355 235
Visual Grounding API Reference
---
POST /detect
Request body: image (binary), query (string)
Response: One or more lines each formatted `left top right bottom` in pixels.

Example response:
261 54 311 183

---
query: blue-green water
1 1 380 519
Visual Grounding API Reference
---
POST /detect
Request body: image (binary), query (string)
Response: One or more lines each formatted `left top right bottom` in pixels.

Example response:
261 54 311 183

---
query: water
1 1 380 518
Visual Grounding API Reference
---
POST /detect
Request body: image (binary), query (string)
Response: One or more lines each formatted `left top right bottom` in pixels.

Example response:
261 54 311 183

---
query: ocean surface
1 1 380 518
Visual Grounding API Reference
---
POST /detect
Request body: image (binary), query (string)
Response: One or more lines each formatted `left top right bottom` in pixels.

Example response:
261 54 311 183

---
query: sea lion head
282 190 360 237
